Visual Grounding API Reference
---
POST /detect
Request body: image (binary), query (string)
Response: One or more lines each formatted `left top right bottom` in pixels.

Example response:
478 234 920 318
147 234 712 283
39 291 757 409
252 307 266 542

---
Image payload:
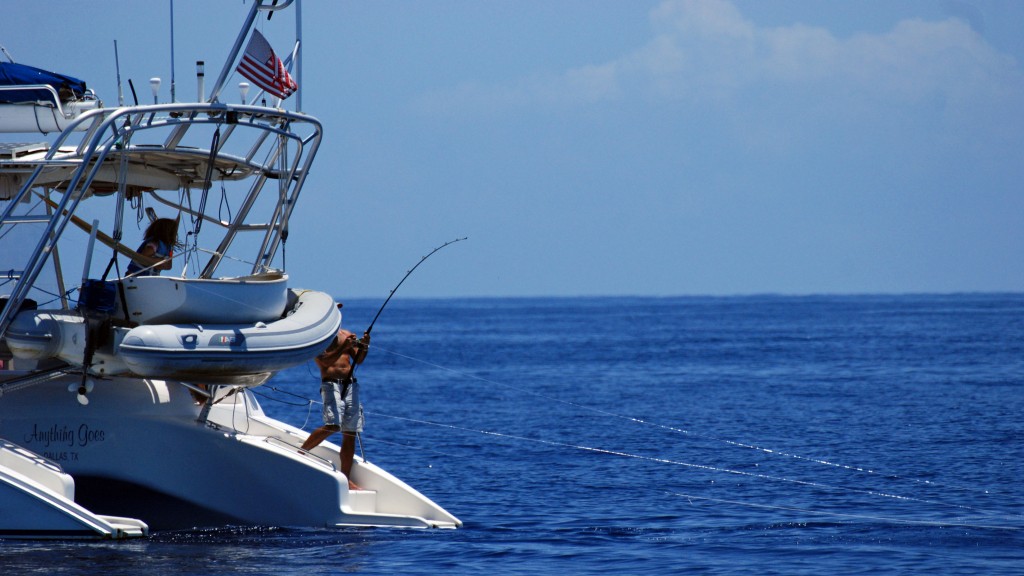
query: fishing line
373 345 1004 500
247 361 1021 525
254 345 1020 521
367 411 1017 520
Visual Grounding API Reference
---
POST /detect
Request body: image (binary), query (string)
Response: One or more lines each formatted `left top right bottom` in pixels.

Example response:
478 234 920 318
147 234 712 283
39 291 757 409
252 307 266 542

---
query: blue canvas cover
0 62 88 104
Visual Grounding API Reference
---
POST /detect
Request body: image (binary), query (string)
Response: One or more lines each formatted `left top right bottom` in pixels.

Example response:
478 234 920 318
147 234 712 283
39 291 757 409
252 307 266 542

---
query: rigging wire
180 186 204 277
250 385 317 430
193 126 220 238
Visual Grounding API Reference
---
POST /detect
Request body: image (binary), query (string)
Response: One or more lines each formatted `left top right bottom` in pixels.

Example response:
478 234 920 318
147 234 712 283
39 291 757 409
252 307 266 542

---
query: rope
27 285 79 309
251 384 319 431
218 181 233 224
193 126 220 238
254 384 318 406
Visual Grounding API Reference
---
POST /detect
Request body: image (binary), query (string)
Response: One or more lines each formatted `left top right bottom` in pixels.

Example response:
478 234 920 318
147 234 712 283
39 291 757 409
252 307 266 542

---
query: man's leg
340 431 361 490
301 425 338 451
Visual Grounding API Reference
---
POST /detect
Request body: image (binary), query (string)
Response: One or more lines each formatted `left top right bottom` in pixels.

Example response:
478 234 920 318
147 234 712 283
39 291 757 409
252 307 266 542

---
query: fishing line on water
251 354 1021 523
368 410 1022 523
250 363 1023 526
373 345 1002 499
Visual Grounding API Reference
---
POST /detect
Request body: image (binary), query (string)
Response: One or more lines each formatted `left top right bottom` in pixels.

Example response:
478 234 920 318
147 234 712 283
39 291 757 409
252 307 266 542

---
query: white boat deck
0 440 148 539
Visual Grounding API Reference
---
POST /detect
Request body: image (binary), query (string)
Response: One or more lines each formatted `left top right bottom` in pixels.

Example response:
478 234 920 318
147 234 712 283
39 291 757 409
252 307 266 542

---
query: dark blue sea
2 295 1023 574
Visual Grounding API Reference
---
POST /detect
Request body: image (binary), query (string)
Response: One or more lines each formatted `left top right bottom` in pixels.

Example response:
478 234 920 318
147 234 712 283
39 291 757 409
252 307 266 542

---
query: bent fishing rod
363 236 467 337
345 237 466 378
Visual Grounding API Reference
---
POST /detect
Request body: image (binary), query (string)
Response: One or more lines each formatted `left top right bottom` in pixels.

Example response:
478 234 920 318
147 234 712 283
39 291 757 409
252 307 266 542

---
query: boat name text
23 423 107 448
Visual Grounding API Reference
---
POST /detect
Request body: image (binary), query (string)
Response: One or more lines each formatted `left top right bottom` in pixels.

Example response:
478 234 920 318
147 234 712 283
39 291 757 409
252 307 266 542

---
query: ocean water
2 295 1022 574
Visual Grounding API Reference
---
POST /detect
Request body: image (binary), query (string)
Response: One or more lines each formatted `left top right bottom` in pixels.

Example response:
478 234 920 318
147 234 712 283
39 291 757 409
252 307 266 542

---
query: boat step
344 489 377 514
97 515 149 539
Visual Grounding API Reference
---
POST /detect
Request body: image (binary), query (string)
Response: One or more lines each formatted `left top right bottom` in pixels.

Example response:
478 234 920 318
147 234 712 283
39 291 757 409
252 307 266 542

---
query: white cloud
417 0 1023 114
636 0 1021 106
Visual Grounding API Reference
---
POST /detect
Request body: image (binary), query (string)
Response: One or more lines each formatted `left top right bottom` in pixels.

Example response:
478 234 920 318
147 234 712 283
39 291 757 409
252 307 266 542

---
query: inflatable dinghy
118 288 340 382
3 288 340 384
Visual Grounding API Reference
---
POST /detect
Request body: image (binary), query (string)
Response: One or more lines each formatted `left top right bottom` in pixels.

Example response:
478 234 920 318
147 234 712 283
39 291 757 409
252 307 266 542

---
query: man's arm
351 332 371 365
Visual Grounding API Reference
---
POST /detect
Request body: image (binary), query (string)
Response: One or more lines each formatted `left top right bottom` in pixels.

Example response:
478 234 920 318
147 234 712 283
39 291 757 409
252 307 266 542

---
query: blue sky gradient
3 1 1023 297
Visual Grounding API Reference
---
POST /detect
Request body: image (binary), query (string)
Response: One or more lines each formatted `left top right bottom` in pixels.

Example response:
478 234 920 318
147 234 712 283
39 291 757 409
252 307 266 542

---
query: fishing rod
364 236 467 337
344 236 466 422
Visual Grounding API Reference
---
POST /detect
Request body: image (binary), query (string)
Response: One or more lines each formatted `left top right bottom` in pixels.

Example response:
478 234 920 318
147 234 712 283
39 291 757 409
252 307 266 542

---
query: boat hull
0 440 148 539
0 375 461 531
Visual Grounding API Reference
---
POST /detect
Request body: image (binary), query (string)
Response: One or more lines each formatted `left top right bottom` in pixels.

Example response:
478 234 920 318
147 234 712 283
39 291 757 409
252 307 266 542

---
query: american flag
236 29 297 100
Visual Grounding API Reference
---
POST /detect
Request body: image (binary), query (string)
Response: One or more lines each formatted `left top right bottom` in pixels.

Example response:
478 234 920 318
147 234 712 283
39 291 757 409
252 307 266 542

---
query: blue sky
4 1 1024 297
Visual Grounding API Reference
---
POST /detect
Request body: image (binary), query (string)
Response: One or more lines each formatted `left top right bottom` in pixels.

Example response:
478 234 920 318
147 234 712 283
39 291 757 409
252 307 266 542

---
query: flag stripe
235 29 297 100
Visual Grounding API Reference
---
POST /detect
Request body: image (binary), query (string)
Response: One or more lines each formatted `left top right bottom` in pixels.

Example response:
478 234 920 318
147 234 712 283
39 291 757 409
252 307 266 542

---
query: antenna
196 61 205 103
150 78 161 104
169 0 177 102
0 44 14 63
114 40 125 106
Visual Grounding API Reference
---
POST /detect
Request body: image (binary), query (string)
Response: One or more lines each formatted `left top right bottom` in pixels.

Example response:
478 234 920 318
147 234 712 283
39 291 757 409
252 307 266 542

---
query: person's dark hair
145 218 181 248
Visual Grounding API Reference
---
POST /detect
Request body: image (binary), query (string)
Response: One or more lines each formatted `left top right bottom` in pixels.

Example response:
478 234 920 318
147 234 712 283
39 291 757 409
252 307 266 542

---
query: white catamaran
0 0 460 538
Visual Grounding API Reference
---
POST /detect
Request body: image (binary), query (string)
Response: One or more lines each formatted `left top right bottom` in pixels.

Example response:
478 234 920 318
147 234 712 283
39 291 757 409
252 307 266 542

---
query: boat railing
0 100 322 339
264 435 338 471
0 439 66 476
0 84 74 114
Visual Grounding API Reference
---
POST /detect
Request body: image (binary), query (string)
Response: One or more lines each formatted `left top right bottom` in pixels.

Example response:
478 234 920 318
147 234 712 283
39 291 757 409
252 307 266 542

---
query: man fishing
300 324 370 490
300 237 463 490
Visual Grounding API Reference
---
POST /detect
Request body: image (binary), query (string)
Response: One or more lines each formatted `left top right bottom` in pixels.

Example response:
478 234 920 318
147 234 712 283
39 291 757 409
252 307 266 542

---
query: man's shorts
320 379 364 433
